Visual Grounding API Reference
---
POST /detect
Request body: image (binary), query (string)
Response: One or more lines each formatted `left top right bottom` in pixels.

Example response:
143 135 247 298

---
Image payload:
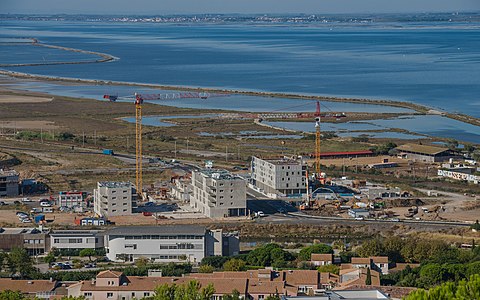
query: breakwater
0 38 118 67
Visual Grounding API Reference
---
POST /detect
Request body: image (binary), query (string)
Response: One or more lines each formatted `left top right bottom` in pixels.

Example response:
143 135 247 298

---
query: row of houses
0 225 239 263
0 268 393 300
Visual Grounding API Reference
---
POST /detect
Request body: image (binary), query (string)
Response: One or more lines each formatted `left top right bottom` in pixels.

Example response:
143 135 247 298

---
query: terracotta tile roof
371 256 388 263
390 263 420 273
96 270 123 278
319 272 340 285
311 254 333 261
247 280 288 295
78 276 248 295
0 278 57 294
282 270 319 286
351 257 372 264
339 268 380 287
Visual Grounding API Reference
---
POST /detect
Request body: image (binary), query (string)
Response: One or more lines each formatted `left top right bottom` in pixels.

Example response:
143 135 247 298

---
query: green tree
0 290 27 300
365 267 372 285
317 264 340 275
356 240 384 258
150 280 215 300
44 252 56 265
223 289 241 300
298 244 333 261
246 243 295 267
405 274 480 300
79 248 96 262
135 256 150 268
200 256 229 269
383 236 403 263
8 247 35 278
223 258 247 271
198 264 215 273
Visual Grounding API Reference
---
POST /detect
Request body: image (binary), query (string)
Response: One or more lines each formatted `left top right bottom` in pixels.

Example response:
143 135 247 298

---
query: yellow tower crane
314 101 321 177
135 93 143 198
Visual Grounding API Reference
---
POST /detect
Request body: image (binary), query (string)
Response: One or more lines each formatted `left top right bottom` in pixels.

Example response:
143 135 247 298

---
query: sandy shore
0 94 52 103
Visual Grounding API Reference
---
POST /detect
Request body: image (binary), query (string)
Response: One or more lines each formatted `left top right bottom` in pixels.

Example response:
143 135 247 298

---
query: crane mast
315 101 321 177
135 93 143 198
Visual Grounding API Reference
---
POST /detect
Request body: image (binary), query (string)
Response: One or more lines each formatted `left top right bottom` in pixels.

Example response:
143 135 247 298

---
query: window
144 292 150 297
132 293 135 298
84 292 92 297
259 295 265 300
107 293 113 298
125 244 137 249
54 239 59 243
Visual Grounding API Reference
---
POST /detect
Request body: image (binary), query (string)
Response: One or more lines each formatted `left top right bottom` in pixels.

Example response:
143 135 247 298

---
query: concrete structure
171 177 192 201
104 225 237 264
207 229 240 257
0 169 19 197
251 156 306 196
395 144 459 163
94 182 137 217
348 208 370 219
49 230 104 251
364 187 401 199
57 191 86 208
0 227 49 255
191 169 246 218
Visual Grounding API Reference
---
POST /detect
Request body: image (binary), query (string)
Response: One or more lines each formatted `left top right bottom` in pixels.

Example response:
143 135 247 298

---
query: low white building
49 230 104 251
191 169 246 218
104 225 238 264
94 182 137 217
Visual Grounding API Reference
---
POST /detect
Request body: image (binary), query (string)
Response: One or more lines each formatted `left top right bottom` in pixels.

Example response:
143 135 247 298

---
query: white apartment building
191 169 246 218
57 191 85 208
94 182 137 217
251 156 306 196
49 230 104 251
105 225 238 263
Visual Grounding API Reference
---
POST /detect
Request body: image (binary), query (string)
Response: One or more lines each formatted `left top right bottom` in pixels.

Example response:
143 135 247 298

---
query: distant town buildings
191 169 246 218
251 156 306 197
0 169 19 197
94 182 137 217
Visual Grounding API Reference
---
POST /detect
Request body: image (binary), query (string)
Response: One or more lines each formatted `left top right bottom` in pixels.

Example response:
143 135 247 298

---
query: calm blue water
1 20 480 117
265 114 480 143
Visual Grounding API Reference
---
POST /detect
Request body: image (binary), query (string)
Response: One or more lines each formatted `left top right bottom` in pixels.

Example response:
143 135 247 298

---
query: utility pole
226 146 228 162
174 140 177 158
186 139 189 153
126 137 129 150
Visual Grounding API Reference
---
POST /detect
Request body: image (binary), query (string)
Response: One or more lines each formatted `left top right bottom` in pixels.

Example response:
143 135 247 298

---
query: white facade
49 230 104 250
94 182 136 217
105 226 207 263
191 169 246 218
251 156 306 196
57 192 85 208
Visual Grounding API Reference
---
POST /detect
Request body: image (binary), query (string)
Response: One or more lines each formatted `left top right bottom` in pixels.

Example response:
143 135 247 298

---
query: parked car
255 211 265 217
144 202 155 207
354 217 365 221
21 198 32 203
21 218 32 223
16 212 29 218
0 201 6 206
30 208 42 213
40 201 52 207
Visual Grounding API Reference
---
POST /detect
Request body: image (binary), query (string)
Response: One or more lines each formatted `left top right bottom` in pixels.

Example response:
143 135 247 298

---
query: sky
2 0 480 15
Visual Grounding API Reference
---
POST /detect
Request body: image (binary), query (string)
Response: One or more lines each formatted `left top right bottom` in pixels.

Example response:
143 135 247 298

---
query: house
351 257 389 275
0 227 49 255
339 268 381 287
311 253 334 266
319 272 340 290
0 278 60 299
57 191 86 208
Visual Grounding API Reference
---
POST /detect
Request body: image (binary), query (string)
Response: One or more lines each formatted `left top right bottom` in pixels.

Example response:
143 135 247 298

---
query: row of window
125 243 198 250
123 235 203 240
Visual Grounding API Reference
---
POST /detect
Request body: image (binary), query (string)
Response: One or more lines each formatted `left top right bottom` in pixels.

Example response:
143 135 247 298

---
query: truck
103 149 114 155
34 214 45 224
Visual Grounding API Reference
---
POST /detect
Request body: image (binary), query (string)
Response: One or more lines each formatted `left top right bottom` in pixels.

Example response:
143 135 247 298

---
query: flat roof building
94 182 137 217
251 156 306 197
104 225 238 264
49 230 104 251
0 169 19 197
191 169 246 218
395 144 459 163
